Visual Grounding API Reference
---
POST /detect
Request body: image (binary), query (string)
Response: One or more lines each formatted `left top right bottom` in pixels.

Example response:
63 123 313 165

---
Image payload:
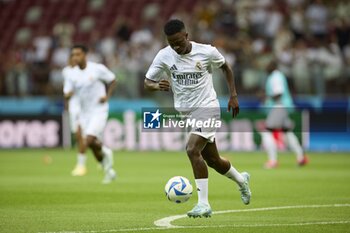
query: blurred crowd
1 0 350 98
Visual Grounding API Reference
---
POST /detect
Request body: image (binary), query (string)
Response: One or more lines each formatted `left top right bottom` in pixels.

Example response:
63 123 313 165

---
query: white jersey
63 61 115 114
146 41 225 110
62 65 80 115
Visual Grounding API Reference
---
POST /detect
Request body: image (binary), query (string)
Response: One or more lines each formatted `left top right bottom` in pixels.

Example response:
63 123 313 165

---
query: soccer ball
165 176 193 203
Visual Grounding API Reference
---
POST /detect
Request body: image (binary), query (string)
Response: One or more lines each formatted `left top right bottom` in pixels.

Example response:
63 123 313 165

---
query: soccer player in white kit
64 44 117 184
62 55 88 176
262 61 309 169
144 19 251 218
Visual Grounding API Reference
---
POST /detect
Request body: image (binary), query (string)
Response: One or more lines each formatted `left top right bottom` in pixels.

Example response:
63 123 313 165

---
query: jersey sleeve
98 64 116 83
145 51 166 82
270 73 285 96
210 46 225 69
62 68 74 94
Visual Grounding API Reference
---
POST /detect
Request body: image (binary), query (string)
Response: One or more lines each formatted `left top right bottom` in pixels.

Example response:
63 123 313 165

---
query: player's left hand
228 95 239 118
158 79 170 91
99 96 108 103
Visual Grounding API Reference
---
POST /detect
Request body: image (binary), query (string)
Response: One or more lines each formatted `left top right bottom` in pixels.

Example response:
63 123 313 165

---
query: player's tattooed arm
144 78 170 92
220 62 239 118
63 92 74 111
64 98 69 111
100 80 117 103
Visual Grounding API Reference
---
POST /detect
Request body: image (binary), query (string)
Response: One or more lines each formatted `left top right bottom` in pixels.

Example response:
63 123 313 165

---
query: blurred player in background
64 44 117 184
144 19 251 218
62 55 87 176
262 60 309 169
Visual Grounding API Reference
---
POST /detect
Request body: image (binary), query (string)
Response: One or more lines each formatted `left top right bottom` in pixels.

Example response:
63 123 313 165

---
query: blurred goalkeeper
262 60 309 169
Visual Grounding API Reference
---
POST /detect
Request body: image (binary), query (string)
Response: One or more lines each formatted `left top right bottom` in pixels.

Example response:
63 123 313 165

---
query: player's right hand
228 95 239 118
158 79 170 91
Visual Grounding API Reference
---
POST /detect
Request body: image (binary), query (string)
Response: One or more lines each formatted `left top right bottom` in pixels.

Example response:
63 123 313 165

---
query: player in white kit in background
144 19 251 218
64 44 117 184
62 54 88 176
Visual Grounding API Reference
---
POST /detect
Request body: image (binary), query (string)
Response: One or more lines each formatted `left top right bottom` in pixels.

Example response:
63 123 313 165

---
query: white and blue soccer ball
165 176 193 203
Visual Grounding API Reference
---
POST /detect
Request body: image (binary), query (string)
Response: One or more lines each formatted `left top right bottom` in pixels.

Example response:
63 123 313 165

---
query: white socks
195 166 245 205
286 132 304 161
102 146 110 156
262 132 277 162
263 131 304 161
224 165 245 186
195 178 209 205
101 145 113 171
77 153 86 166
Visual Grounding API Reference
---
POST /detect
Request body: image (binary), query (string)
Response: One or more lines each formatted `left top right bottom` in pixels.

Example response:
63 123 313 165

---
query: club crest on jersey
195 62 202 71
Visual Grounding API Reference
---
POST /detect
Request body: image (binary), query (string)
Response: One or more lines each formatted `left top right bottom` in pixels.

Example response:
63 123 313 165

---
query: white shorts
190 131 216 143
184 101 221 143
68 96 81 133
80 111 108 140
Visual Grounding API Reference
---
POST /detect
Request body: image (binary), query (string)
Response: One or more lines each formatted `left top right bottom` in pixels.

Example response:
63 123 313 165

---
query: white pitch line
39 221 350 233
38 204 350 233
154 203 350 228
176 221 350 229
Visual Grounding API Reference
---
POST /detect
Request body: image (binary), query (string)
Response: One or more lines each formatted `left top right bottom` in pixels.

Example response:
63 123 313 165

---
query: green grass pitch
0 149 349 233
